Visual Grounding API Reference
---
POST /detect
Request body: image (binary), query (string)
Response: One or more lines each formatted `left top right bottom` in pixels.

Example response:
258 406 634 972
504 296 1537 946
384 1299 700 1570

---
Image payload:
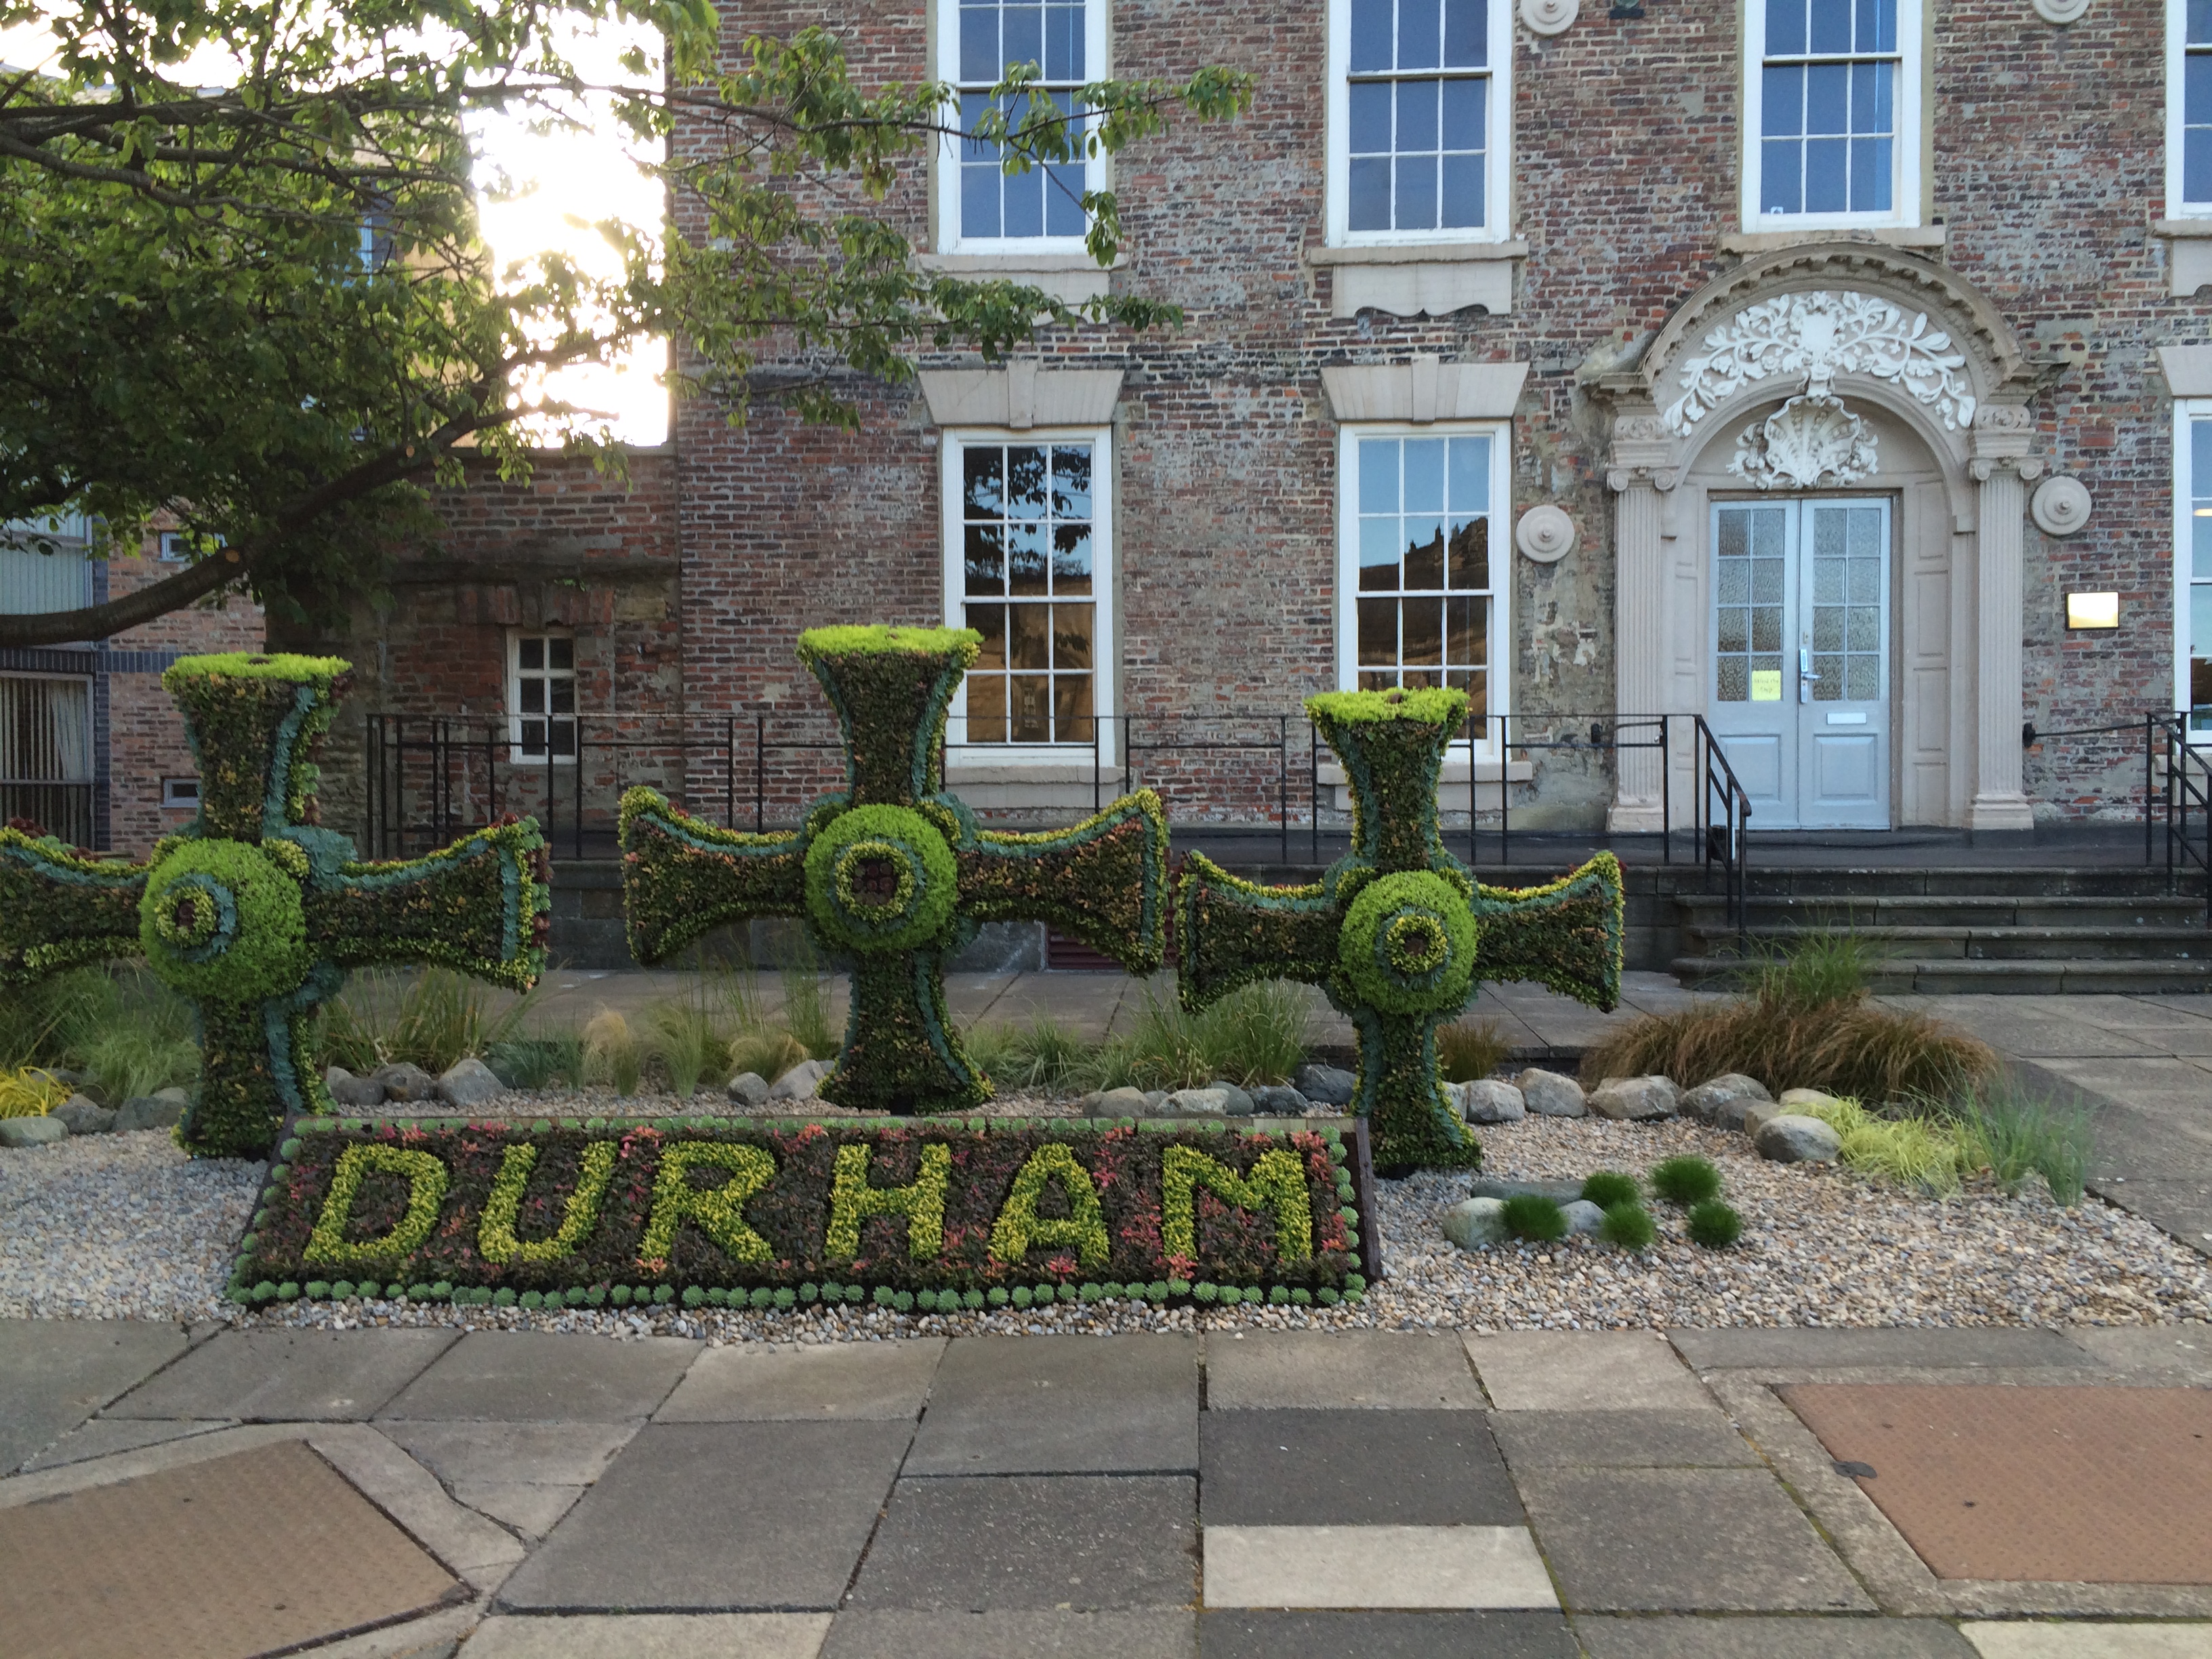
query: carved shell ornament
1663 290 1978 436
1515 505 1576 562
1729 394 1879 491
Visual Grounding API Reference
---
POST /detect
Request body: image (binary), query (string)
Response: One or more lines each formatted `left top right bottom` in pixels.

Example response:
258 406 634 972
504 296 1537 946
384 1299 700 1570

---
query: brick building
346 0 2212 848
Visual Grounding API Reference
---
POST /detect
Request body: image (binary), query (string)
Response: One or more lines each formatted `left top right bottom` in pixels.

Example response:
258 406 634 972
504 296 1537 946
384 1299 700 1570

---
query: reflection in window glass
1353 434 1492 716
1346 0 1490 232
2188 0 2212 206
1759 0 1897 216
957 1 1090 239
960 442 1095 743
2192 419 2212 731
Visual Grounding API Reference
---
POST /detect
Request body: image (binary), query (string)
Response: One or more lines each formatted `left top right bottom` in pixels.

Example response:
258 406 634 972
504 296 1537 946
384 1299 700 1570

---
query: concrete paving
4 1319 2212 1655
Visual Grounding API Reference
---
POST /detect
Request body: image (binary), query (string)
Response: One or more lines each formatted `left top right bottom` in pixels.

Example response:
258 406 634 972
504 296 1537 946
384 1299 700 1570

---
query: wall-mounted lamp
2065 592 2119 630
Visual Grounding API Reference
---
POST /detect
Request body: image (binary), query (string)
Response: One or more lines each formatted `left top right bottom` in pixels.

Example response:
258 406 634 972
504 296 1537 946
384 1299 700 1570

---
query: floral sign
230 1118 1376 1312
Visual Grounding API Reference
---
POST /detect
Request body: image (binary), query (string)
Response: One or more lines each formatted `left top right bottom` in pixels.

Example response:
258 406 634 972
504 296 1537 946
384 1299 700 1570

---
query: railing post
1311 720 1321 862
2147 712 2156 867
755 712 765 834
1660 715 1672 865
1468 715 1477 870
1279 714 1289 865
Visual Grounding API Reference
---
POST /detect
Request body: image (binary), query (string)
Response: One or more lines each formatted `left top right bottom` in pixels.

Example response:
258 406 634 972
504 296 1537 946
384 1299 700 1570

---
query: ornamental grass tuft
314 966 534 1078
582 1010 643 1097
1793 1095 1965 1195
1686 1200 1744 1248
1952 1084 2092 1206
779 937 840 1062
1437 1017 1513 1084
1649 1155 1722 1207
1078 981 1312 1091
1598 1202 1656 1250
1500 1193 1569 1243
0 1067 69 1118
1580 1170 1640 1210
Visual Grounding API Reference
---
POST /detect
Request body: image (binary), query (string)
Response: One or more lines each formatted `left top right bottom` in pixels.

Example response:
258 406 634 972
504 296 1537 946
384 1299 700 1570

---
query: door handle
1798 648 1820 704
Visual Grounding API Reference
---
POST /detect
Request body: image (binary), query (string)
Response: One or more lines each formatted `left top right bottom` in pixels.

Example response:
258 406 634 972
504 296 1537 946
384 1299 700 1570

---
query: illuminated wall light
2065 592 2120 630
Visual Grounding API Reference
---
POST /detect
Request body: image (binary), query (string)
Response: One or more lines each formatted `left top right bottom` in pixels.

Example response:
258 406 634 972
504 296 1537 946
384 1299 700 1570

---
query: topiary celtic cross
1176 687 1625 1175
0 653 550 1159
620 626 1170 1112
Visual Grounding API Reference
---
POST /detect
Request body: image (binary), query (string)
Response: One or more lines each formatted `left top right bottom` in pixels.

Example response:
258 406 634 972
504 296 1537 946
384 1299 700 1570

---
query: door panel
1706 498 1891 831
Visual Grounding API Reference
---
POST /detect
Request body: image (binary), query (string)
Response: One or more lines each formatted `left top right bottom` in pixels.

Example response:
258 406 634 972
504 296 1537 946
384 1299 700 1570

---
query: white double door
1705 497 1891 831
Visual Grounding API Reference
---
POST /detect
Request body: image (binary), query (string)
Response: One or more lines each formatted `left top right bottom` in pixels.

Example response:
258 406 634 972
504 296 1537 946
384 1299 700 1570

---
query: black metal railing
2160 715 2212 924
0 779 95 847
2022 712 2165 865
1692 717 1753 936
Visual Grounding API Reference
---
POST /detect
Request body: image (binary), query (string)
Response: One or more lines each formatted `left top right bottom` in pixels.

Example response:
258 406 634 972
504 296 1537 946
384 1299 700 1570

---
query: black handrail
2159 714 2212 925
2022 712 2163 865
1691 715 1753 937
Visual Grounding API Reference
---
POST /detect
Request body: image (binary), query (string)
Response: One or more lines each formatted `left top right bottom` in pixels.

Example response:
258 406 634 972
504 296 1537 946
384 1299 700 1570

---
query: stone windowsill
1306 241 1530 266
1308 242 1528 320
2152 222 2212 298
916 252 1121 304
2152 219 2212 238
1717 225 1948 254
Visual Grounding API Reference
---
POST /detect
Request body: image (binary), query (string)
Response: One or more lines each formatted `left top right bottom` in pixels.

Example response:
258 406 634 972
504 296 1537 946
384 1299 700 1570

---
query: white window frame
161 777 200 809
933 0 1108 254
940 426 1115 759
1325 0 1513 248
1742 0 1922 232
1334 423 1511 758
2175 402 2212 733
2169 0 2212 218
506 629 578 766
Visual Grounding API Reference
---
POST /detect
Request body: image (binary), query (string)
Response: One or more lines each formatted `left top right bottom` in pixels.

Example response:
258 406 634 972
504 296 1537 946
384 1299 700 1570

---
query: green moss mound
1337 870 1477 1018
1687 1200 1743 1249
803 804 958 955
1650 1155 1723 1207
1580 1170 1639 1209
1500 1192 1568 1243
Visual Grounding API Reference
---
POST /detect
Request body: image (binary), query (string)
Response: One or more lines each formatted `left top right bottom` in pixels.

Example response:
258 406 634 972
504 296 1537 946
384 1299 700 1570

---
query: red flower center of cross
174 896 197 930
853 857 900 905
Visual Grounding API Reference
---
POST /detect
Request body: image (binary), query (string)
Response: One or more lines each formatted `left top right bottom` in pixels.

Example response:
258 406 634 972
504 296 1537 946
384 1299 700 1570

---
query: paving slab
0 1317 187 1471
1203 1330 1483 1410
459 1613 833 1657
819 1610 1195 1658
1198 1409 1521 1525
1201 1524 1556 1610
903 1335 1197 1475
657 1339 944 1421
1515 1468 1873 1612
2067 1326 2212 1382
1195 1610 1578 1658
1574 1616 1980 1657
1486 1408 1764 1469
1467 1331 1714 1411
379 1332 700 1422
848 1474 1195 1610
19 1417 235 1473
1668 1326 2103 1373
104 1328 457 1421
1962 1623 2212 1658
497 1422 912 1612
380 1420 640 1539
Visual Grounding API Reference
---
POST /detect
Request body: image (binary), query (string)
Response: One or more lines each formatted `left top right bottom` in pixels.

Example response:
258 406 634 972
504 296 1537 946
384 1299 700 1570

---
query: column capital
1605 465 1679 493
1970 455 2047 484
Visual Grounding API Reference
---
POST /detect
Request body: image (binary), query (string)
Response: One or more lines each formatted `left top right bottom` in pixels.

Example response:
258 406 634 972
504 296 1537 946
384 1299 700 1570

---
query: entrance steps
1671 869 2212 994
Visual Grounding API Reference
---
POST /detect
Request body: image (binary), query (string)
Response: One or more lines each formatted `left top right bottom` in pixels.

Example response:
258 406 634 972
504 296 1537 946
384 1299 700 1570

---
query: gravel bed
0 1131 260 1322
3 1097 2207 1338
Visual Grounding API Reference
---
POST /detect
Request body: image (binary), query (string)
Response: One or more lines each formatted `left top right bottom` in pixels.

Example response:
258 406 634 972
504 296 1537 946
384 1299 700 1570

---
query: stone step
1668 954 2212 995
1677 924 2212 962
1722 866 2192 900
1674 894 2208 928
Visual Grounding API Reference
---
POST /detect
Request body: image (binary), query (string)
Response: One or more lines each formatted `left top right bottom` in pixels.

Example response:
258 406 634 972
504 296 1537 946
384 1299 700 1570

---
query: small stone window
509 632 577 763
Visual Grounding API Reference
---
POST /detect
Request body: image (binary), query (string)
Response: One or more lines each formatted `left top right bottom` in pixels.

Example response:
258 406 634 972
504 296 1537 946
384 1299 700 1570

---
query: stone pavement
5 1319 2212 1657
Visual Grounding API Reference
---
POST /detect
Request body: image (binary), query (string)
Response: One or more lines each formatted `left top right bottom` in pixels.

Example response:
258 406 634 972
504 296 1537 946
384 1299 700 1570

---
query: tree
0 0 1250 647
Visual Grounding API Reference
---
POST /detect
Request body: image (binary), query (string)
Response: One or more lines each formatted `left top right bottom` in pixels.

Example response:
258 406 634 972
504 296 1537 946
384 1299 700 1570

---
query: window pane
1052 526 1092 594
1397 77 1439 151
1443 0 1486 66
1349 157 1393 230
1357 598 1398 665
1437 158 1483 230
1441 75 1485 142
1399 0 1441 68
1002 163 1044 238
1045 1 1084 78
1404 522 1446 590
520 637 543 670
967 672 1006 743
1050 445 1092 518
1719 609 1749 653
550 681 575 714
1395 155 1438 228
1053 673 1092 743
1461 667 1488 719
1717 659 1748 702
1004 3 1042 71
1850 137 1891 212
1006 444 1049 515
1045 160 1086 236
550 720 576 758
1359 440 1400 513
2195 0 2212 45
1402 597 1443 664
1010 602 1050 669
961 3 999 81
1751 608 1783 653
1359 518 1402 589
1052 603 1093 670
1808 0 1851 54
520 680 544 714
1804 136 1848 212
1446 595 1486 664
962 157 1002 238
1349 80 1392 153
965 446 1006 516
1448 518 1490 590
549 638 573 670
1010 675 1051 742
1447 436 1490 514
2189 123 2212 209
969 604 1006 669
966 524 1006 594
1351 0 1394 73
1858 0 1894 53
2194 586 2212 676
1008 523 1049 594
1403 439 1445 512
1766 0 1805 57
1805 62 1848 133
1855 58 1892 131
520 718 545 754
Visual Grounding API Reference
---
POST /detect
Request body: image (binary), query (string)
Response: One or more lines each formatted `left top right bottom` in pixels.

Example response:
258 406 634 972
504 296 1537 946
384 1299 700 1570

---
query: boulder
369 1062 438 1103
1204 1080 1257 1117
767 1059 832 1103
0 1114 67 1147
1441 1196 1509 1250
1469 1176 1585 1204
114 1094 186 1132
1740 1099 1795 1141
1515 1068 1588 1118
726 1071 771 1107
1141 1090 1169 1112
1681 1073 1772 1130
1091 1085 1151 1116
53 1094 117 1135
1293 1064 1356 1107
1589 1075 1681 1121
436 1057 506 1111
1456 1079 1526 1124
1559 1199 1608 1236
1249 1085 1309 1115
325 1067 386 1108
1755 1113 1843 1164
1162 1087 1234 1118
1779 1087 1842 1111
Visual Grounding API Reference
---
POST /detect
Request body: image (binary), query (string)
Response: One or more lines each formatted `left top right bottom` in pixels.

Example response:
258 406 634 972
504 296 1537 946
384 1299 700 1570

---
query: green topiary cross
0 653 550 1158
621 626 1170 1112
1176 687 1624 1174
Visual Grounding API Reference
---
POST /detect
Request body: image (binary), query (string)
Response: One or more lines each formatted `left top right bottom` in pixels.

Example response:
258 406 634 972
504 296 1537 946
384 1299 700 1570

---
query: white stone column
1605 405 1677 832
1968 405 2041 834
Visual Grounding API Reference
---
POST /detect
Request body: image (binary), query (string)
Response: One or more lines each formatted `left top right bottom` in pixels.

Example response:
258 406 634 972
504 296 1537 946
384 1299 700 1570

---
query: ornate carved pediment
1729 394 1879 491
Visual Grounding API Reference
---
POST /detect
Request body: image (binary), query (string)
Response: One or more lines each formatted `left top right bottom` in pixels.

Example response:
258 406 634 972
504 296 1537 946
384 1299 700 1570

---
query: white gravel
0 1131 260 1322
4 1100 2207 1339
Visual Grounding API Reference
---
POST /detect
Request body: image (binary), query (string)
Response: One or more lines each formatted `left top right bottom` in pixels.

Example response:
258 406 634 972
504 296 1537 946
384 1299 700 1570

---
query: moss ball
1687 1200 1744 1248
1501 1193 1569 1243
1599 1202 1657 1250
1580 1170 1641 1210
1651 1155 1723 1206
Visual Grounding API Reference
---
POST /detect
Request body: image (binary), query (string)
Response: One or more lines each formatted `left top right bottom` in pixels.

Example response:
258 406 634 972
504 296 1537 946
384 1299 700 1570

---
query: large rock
1780 1087 1842 1112
1162 1087 1235 1118
1681 1073 1771 1130
1755 1113 1843 1164
1469 1176 1585 1204
437 1057 506 1111
1741 1099 1795 1141
114 1094 186 1133
1456 1079 1526 1124
1293 1064 1355 1107
1515 1068 1588 1118
0 1115 67 1147
726 1071 771 1107
767 1059 832 1103
53 1094 117 1135
1204 1080 1257 1118
325 1067 386 1108
1249 1084 1309 1115
1082 1085 1147 1115
1589 1075 1681 1122
1441 1196 1508 1250
369 1062 438 1103
1559 1199 1608 1236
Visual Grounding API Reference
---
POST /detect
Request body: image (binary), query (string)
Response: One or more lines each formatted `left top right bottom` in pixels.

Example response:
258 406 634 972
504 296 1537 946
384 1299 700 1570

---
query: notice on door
1750 669 1783 702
